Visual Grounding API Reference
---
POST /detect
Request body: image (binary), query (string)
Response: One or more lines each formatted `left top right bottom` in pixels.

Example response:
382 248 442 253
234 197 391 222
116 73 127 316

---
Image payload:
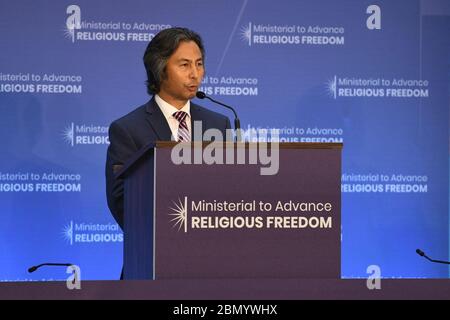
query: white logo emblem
62 220 74 245
62 123 75 147
326 75 337 99
240 22 252 46
169 197 188 233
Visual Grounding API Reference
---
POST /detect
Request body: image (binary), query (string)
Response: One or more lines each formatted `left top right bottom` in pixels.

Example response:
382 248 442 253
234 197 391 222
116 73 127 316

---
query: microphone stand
28 263 74 273
196 91 242 142
416 249 450 265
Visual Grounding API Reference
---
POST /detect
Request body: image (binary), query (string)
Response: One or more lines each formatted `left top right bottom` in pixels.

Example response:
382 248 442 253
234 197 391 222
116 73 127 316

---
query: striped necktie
173 111 191 142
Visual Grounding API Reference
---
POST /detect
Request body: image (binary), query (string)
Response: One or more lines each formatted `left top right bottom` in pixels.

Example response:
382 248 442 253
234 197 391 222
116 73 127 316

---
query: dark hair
143 27 205 95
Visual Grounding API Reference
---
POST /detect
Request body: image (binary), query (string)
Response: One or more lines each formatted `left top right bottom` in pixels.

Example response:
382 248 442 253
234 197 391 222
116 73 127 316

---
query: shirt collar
155 94 191 120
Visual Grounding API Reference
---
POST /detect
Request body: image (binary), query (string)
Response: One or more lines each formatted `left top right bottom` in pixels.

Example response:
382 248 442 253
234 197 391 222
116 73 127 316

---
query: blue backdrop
0 0 449 280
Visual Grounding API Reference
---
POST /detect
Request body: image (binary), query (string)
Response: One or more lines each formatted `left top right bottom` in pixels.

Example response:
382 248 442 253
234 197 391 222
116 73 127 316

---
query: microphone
196 91 242 142
416 249 450 265
28 263 74 273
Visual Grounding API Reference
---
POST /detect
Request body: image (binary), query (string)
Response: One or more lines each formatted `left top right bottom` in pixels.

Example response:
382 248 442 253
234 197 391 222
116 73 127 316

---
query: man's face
158 40 204 108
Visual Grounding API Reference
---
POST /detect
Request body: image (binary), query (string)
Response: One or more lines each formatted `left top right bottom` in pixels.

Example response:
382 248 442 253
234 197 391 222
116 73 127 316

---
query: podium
117 142 342 280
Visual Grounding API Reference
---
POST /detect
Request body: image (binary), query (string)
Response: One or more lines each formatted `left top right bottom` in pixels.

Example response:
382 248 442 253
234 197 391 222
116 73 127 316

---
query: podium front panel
153 143 341 279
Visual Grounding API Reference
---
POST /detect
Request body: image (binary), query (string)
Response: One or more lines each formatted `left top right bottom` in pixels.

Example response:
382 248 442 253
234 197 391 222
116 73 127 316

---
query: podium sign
152 143 341 279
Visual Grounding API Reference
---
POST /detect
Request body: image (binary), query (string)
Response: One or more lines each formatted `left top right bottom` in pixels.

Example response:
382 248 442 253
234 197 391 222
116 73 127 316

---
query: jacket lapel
190 103 205 141
145 97 173 141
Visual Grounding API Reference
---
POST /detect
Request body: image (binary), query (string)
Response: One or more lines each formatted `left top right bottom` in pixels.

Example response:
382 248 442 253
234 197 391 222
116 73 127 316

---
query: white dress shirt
155 94 191 141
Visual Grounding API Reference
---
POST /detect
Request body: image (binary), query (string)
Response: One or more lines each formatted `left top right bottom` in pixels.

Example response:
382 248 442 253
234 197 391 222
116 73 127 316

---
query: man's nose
189 65 200 79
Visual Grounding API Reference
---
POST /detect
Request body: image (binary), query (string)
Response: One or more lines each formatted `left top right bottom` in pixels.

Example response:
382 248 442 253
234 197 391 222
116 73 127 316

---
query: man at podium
105 27 231 230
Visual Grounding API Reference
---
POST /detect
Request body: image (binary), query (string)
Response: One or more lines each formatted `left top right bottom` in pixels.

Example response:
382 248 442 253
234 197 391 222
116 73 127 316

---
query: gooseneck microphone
196 91 242 142
28 263 74 273
416 249 450 265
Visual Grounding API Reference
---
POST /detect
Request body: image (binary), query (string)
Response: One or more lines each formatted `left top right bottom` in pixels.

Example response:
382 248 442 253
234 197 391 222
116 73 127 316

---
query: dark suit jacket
105 97 231 229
